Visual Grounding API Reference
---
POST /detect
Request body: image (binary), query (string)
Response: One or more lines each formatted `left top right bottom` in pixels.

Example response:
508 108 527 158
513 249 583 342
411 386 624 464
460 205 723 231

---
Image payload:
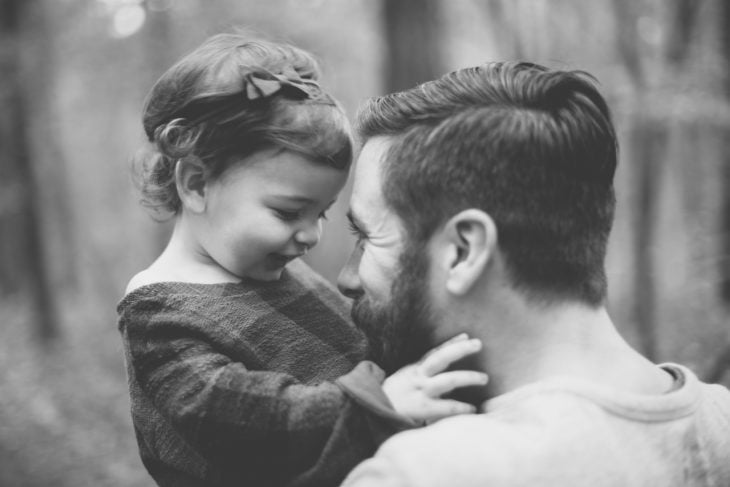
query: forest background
1 0 729 485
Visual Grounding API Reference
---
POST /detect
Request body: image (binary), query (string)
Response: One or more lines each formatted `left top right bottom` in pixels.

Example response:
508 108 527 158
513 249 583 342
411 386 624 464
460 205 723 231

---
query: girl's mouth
268 253 303 267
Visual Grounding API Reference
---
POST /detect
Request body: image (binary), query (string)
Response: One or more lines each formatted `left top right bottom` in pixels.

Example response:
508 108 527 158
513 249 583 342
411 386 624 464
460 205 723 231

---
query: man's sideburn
350 238 434 375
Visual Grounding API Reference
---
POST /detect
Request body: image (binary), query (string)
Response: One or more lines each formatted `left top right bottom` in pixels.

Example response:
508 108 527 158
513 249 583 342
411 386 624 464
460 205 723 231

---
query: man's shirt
343 364 730 487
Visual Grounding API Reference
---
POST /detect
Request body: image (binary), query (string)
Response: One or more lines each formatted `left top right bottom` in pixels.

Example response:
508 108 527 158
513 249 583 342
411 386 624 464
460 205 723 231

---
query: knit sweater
117 260 414 487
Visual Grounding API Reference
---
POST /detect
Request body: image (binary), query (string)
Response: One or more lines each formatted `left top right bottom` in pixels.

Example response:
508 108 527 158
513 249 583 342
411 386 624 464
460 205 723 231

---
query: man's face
338 137 435 373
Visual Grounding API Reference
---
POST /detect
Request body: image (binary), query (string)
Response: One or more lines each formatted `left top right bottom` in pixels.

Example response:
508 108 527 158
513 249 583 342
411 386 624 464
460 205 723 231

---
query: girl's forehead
220 150 348 198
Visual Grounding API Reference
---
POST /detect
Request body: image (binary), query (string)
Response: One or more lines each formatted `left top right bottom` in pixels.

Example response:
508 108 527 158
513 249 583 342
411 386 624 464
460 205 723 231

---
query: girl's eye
319 210 329 221
275 209 300 221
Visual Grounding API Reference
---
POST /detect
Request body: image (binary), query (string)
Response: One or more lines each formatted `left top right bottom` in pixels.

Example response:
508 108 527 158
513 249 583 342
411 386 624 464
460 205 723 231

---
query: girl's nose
295 220 322 249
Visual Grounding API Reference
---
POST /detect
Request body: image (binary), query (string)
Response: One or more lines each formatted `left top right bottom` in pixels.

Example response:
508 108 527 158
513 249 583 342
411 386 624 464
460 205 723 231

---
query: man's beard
350 240 435 375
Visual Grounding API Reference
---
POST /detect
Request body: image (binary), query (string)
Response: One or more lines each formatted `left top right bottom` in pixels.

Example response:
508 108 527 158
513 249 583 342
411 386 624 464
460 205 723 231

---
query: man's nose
337 245 363 298
295 220 322 249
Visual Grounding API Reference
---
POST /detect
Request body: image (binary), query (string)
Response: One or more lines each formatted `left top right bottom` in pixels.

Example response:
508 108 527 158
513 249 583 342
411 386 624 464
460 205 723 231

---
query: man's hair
357 62 618 307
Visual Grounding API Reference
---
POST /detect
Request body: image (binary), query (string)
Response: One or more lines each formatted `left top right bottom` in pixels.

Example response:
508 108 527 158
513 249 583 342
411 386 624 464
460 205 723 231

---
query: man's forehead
351 136 391 212
350 136 406 245
354 136 390 182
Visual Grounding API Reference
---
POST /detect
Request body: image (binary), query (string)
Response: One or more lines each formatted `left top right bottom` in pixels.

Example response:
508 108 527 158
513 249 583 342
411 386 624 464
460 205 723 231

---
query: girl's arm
126 319 407 487
124 317 484 487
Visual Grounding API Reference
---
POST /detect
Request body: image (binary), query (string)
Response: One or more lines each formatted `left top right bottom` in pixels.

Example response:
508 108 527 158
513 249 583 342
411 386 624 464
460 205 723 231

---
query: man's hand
382 334 488 423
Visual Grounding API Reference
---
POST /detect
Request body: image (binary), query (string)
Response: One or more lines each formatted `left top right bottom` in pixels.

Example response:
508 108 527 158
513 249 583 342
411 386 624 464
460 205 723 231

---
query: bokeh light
111 3 146 38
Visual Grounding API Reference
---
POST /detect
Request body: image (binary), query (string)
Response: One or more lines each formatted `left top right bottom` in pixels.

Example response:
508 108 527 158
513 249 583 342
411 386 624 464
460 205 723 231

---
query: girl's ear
175 157 208 213
437 209 498 296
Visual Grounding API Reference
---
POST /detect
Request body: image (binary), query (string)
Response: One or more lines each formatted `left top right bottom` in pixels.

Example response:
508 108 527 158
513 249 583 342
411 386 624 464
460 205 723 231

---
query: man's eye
275 209 300 221
347 219 367 242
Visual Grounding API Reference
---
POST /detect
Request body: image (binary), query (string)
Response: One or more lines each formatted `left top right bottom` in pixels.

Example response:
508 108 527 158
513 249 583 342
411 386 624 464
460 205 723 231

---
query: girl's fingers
418 333 468 363
437 332 469 346
421 399 477 421
420 338 482 376
423 371 489 397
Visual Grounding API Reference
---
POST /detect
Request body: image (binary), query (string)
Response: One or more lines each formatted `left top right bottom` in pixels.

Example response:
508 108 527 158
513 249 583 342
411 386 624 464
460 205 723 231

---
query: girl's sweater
117 260 413 487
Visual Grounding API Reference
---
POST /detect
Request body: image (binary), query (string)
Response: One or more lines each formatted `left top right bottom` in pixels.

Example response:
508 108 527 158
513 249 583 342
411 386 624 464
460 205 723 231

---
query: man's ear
175 157 208 213
438 209 497 296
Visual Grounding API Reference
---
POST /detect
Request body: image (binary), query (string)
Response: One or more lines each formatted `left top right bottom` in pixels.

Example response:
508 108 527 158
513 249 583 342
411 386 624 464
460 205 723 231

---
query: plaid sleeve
125 310 414 487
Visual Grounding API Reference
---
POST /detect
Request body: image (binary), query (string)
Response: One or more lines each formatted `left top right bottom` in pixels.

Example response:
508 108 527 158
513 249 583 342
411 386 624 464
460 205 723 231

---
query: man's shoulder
702 380 730 405
346 383 692 487
697 380 730 431
386 389 596 446
345 373 730 487
353 394 596 486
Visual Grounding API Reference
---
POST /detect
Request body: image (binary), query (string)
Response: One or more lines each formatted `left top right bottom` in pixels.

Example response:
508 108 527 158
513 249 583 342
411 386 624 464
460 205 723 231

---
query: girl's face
198 148 348 281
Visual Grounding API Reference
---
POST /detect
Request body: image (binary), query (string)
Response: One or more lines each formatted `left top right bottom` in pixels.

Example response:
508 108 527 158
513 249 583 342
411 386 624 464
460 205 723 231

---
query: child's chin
247 266 286 282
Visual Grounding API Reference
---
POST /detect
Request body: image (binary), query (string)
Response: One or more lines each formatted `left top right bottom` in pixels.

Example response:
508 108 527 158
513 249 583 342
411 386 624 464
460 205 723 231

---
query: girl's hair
134 33 353 215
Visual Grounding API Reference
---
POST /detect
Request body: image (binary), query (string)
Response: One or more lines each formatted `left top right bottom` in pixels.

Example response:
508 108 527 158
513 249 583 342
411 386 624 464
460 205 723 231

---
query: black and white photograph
1 0 729 486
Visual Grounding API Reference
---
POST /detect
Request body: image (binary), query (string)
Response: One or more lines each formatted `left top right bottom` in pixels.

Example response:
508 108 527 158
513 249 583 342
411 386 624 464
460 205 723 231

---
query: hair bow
147 69 322 140
244 69 320 100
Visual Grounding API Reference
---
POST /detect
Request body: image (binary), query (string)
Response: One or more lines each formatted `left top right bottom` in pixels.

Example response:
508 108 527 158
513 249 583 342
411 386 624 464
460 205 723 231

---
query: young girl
118 33 486 487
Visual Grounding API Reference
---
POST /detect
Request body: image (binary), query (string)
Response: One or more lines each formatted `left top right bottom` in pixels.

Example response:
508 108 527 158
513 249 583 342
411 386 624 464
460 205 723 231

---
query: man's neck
455 290 673 402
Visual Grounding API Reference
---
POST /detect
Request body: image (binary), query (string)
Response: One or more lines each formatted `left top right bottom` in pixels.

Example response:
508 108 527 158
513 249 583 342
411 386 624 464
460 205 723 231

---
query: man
337 62 730 486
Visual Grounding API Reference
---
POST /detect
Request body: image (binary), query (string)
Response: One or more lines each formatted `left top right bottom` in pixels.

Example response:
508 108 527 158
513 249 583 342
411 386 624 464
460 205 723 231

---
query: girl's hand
382 334 488 423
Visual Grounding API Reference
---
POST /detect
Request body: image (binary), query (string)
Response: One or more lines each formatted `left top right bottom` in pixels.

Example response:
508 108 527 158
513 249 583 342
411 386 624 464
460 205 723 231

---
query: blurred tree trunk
612 0 659 360
707 347 730 384
721 0 730 306
0 0 24 295
382 0 445 92
666 0 699 64
706 0 730 383
0 0 56 341
629 119 666 360
613 0 703 361
22 0 78 290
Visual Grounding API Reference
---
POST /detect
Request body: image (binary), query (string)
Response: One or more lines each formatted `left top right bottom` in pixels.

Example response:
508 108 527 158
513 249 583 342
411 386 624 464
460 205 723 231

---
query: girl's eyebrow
270 195 338 207
268 195 316 204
